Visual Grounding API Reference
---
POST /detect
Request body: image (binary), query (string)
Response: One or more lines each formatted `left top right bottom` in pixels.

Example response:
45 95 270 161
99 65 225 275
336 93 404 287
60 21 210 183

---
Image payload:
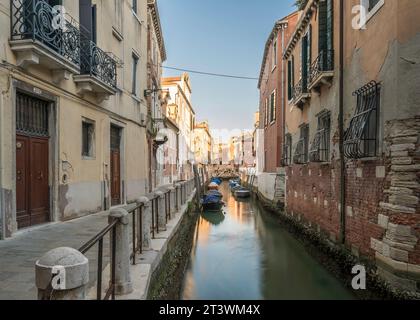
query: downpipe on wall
339 0 346 245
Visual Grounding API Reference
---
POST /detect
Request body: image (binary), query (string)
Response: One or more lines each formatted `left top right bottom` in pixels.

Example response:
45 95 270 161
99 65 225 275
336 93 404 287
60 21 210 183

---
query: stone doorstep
375 252 420 282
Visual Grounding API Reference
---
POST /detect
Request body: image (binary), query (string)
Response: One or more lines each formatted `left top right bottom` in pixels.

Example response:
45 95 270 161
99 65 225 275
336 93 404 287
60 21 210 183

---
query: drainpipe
281 23 286 167
339 0 346 245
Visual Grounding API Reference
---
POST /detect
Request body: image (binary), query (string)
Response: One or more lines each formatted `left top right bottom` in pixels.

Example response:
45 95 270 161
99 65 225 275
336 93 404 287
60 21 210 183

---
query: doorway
15 92 50 229
110 125 121 206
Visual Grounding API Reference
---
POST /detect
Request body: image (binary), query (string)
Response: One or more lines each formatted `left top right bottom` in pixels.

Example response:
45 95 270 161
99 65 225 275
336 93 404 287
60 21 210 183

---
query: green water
181 182 356 300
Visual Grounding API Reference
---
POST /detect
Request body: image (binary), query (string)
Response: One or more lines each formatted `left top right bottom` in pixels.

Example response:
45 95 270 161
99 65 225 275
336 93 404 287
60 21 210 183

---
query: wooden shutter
288 60 292 100
326 0 334 52
301 34 308 90
318 0 327 54
307 25 312 79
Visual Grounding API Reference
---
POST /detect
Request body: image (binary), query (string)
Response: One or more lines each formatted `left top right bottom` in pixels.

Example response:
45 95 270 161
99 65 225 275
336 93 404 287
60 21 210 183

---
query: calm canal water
181 182 355 300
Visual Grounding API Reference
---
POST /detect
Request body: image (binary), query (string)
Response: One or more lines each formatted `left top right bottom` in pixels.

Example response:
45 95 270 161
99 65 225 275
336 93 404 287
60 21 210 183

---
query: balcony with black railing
73 39 118 99
291 77 311 109
10 0 81 80
308 50 334 91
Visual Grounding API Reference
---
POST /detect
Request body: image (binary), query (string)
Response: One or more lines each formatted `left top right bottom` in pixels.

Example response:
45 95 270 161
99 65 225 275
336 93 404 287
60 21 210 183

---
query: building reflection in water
181 183 354 300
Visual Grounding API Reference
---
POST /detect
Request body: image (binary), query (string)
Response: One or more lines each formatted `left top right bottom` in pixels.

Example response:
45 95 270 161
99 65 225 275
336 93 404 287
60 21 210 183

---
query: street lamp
144 88 169 98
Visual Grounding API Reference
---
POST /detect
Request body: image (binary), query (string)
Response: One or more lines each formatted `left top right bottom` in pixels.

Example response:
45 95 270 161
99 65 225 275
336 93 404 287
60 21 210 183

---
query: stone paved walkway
0 212 109 300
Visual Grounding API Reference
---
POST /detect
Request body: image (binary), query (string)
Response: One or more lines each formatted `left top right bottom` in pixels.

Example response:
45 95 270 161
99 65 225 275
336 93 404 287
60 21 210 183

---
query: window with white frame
272 39 277 70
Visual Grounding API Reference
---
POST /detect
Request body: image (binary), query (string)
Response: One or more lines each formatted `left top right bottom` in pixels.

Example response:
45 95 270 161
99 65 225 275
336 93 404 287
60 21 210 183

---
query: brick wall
285 117 420 292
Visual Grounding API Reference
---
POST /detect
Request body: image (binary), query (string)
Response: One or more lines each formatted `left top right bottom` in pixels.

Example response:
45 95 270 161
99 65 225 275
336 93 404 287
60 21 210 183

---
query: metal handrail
79 219 118 300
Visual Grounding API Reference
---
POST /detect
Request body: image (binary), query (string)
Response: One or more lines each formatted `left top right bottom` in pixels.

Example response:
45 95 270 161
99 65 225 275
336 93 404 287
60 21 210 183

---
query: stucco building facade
0 0 150 239
161 73 196 181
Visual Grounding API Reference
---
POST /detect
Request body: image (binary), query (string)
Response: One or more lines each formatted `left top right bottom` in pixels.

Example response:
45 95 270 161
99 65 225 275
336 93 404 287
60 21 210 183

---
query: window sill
132 94 142 104
82 156 96 161
132 10 143 25
359 0 385 29
112 27 124 41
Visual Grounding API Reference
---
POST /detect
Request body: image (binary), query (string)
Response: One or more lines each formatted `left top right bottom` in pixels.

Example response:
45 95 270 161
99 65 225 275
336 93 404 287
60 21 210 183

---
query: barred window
294 124 309 164
82 120 95 158
283 134 292 166
344 81 380 159
310 111 331 162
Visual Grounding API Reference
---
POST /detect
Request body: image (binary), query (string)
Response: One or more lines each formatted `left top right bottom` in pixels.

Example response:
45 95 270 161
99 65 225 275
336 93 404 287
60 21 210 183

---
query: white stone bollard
136 197 152 250
35 247 89 300
154 190 167 231
109 208 133 295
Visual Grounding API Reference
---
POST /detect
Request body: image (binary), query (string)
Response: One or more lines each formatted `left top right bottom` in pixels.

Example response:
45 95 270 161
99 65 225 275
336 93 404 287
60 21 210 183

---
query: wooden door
110 126 121 206
16 135 50 228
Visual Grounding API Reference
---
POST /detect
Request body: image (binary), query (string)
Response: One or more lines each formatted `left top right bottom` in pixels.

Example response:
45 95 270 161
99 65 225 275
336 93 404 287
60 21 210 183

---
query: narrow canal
181 182 356 300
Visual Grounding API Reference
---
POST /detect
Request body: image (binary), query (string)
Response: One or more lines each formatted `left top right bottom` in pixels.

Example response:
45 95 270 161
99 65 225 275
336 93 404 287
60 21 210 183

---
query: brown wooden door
110 149 121 206
16 135 50 229
110 126 121 206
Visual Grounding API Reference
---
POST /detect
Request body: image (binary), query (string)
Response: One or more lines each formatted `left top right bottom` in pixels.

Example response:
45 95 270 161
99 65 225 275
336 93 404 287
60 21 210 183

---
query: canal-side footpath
240 172 420 300
0 180 197 300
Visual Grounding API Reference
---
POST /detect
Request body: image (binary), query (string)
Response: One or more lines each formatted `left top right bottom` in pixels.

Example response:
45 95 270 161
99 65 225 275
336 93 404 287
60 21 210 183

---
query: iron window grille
82 121 95 157
16 92 49 137
344 81 381 159
11 0 81 66
282 134 292 166
309 50 334 84
293 125 309 164
310 111 331 162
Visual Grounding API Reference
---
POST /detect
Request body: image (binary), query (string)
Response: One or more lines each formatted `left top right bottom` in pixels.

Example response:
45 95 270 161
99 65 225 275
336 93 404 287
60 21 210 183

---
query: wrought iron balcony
73 39 117 98
308 50 334 91
10 0 81 79
291 78 311 109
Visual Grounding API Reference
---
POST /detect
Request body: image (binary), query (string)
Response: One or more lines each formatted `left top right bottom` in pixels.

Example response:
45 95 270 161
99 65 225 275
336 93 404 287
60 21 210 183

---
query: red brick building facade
258 12 299 173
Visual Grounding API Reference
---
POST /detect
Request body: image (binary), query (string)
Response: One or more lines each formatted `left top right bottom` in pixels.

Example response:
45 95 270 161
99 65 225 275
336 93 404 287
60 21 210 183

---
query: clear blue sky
159 0 297 138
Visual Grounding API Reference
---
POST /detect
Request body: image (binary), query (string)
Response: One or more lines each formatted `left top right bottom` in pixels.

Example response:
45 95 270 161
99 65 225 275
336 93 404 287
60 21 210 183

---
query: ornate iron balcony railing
309 50 334 85
80 39 117 88
10 0 81 66
291 78 309 102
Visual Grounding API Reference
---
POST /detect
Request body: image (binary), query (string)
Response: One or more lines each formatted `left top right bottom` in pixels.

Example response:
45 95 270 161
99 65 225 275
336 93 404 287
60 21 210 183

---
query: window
360 0 385 26
270 90 276 123
288 56 295 101
132 53 139 95
272 39 277 70
132 0 138 14
82 120 95 158
310 111 331 162
264 98 269 127
114 0 123 33
293 124 309 164
344 81 380 159
283 134 292 166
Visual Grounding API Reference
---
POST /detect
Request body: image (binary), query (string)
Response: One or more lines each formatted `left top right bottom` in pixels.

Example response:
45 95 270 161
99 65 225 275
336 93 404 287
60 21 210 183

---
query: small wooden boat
201 193 224 212
206 190 223 199
202 201 224 212
235 188 251 198
208 182 219 190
